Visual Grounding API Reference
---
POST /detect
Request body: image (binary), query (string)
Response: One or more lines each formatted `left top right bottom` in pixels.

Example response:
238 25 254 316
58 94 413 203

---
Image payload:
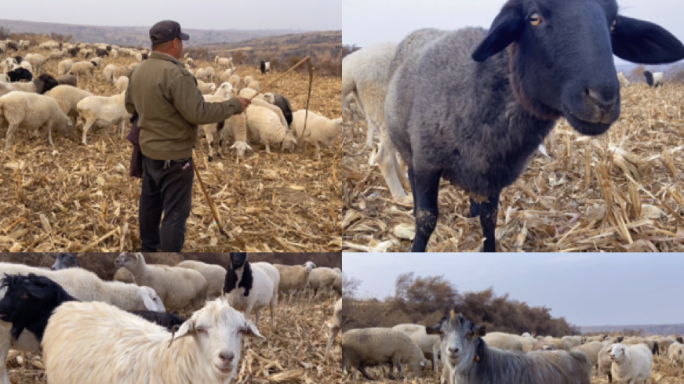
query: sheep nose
219 352 234 363
448 347 459 354
585 88 617 109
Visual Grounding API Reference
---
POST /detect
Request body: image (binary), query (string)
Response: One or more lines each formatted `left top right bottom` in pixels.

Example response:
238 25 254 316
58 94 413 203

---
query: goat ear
476 325 487 337
243 320 265 341
173 319 195 340
26 284 51 299
612 15 684 64
472 4 524 62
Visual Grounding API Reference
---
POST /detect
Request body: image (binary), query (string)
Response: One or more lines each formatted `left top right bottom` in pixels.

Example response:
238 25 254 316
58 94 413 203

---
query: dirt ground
0 44 342 253
342 84 684 252
1 254 343 384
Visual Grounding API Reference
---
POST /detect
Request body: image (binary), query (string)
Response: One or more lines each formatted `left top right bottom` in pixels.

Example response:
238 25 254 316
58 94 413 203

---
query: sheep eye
530 13 542 26
196 327 207 334
611 20 616 31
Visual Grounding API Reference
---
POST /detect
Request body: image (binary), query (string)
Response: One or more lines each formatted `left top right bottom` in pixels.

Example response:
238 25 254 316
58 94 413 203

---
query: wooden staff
192 152 231 238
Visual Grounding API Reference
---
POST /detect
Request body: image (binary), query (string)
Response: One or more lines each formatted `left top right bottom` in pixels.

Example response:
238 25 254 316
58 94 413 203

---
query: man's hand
238 97 251 111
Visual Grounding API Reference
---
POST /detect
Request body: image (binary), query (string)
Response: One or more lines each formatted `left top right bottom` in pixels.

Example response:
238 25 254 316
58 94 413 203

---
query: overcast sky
342 0 684 65
1 0 341 31
343 253 684 327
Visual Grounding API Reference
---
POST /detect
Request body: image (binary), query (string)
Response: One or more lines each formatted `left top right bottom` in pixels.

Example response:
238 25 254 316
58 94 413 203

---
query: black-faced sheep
224 253 279 329
260 61 271 74
644 70 664 87
96 48 109 58
385 0 684 252
6 68 32 83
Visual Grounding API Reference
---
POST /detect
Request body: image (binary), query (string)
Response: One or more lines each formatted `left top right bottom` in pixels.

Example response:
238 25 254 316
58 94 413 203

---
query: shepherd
124 20 251 252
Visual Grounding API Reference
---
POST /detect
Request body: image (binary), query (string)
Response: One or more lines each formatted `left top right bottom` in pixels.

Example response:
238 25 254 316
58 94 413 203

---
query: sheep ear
472 4 524 62
242 320 265 341
612 15 684 64
476 325 487 337
173 319 195 339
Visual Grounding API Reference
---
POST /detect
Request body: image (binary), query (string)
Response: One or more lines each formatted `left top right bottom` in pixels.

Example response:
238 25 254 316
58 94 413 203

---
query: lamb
46 84 94 127
385 1 684 252
245 105 297 153
56 75 77 87
273 261 316 300
572 341 606 370
50 253 80 270
176 260 227 299
42 298 264 384
102 63 116 82
644 70 664 87
0 91 73 150
23 54 45 74
272 93 293 126
195 68 206 81
260 61 271 74
215 56 234 70
610 343 652 384
392 323 441 372
598 343 614 382
90 57 103 67
7 68 32 83
200 82 235 161
342 327 426 380
57 59 73 76
251 93 288 127
308 267 341 299
185 57 195 68
668 342 684 366
228 73 241 89
224 253 279 328
483 332 524 351
76 90 132 145
618 72 631 87
197 80 217 94
427 311 592 384
17 41 29 50
114 76 129 93
247 80 260 91
244 75 253 87
343 42 409 201
68 61 95 80
115 252 208 311
291 110 343 160
221 112 252 158
326 298 342 359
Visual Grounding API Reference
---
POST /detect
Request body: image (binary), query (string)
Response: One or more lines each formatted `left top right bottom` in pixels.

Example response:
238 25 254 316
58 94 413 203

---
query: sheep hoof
208 156 213 162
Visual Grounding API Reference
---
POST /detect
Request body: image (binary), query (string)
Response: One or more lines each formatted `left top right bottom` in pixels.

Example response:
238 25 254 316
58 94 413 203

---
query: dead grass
0 46 343 252
345 354 684 383
342 83 684 252
6 294 342 384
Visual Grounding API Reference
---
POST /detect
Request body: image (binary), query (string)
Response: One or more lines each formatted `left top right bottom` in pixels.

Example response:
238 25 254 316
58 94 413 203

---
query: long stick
192 153 230 238
249 56 312 100
298 58 315 145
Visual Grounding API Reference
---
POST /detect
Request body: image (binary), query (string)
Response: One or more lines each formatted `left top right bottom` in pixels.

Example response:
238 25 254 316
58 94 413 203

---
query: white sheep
245 105 297 153
572 341 606 370
228 73 241 90
68 61 95 80
113 267 135 283
343 42 409 201
0 74 8 83
0 91 73 150
200 82 235 161
176 260 227 299
244 75 253 88
238 87 258 99
273 261 316 300
1 58 18 74
102 63 116 82
57 59 73 76
109 48 119 58
76 90 132 145
598 343 614 382
113 65 132 80
19 61 32 73
251 94 288 127
18 40 29 50
225 257 279 329
392 324 441 372
115 252 208 311
483 332 524 351
668 343 684 366
215 56 233 70
617 72 631 87
204 67 216 82
563 335 582 348
195 68 206 81
48 48 67 60
326 298 343 359
114 76 129 94
42 298 264 384
247 80 260 91
197 80 217 94
46 84 94 127
342 327 427 380
308 267 341 299
23 53 46 74
291 109 343 160
90 57 103 67
610 343 652 384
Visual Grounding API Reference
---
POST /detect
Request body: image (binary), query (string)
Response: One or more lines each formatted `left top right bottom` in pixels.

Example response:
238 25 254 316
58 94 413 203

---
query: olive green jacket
125 51 242 160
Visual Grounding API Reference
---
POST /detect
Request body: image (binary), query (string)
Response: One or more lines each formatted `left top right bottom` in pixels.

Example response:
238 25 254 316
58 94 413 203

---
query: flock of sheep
0 253 342 384
342 0 684 252
342 312 684 384
0 37 343 161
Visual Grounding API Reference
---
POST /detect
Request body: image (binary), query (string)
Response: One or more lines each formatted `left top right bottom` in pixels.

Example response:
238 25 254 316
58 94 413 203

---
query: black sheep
7 68 33 83
273 93 293 126
386 0 684 252
224 252 252 296
96 48 109 58
68 47 79 57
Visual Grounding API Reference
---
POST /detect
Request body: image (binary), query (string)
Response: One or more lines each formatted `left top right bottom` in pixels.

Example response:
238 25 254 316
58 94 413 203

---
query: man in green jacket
125 20 249 252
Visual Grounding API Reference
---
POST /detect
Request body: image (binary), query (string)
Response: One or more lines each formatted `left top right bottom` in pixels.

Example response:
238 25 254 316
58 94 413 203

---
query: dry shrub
0 41 342 253
343 83 684 252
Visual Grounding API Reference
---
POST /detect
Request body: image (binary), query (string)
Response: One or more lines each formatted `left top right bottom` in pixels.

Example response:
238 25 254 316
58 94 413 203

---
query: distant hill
0 19 306 47
581 323 684 336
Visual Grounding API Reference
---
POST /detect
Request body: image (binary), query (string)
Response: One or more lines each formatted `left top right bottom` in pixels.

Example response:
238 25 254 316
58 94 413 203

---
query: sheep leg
82 119 94 145
325 327 339 359
314 142 321 161
387 362 395 380
478 192 500 253
469 198 481 218
363 115 376 150
4 123 19 150
0 325 11 384
357 365 374 381
46 121 54 146
205 130 215 161
265 144 271 154
377 131 408 201
410 168 443 252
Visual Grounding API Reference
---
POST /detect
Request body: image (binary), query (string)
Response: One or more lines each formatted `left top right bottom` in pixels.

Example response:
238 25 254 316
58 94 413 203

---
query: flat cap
149 20 189 45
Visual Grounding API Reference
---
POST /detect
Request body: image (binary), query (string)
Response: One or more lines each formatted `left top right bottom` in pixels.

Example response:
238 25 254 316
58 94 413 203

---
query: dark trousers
139 155 194 252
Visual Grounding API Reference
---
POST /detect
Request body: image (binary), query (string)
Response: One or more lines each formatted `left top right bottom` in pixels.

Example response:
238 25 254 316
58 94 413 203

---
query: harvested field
0 253 343 384
344 354 684 383
342 84 684 252
0 44 342 252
